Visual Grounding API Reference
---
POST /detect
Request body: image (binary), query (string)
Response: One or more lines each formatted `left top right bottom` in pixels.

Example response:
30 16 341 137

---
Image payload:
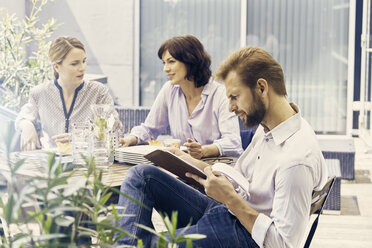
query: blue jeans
116 164 259 248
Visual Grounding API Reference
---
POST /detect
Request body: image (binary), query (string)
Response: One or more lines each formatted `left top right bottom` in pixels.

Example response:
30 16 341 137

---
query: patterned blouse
15 80 117 148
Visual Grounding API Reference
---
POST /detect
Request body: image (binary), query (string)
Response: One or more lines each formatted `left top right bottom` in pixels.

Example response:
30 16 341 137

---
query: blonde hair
49 37 85 79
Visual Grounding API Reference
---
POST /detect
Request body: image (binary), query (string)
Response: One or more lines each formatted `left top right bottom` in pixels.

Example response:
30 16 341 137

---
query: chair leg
304 217 319 248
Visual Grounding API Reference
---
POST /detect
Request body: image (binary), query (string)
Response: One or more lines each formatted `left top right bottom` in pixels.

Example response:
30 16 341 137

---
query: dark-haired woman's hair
49 37 85 79
158 35 211 88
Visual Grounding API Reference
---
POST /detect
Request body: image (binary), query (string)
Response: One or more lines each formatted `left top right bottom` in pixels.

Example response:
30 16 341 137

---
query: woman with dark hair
120 35 242 158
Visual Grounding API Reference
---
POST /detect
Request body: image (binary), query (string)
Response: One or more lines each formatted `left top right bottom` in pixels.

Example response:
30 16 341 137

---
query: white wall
0 0 25 18
2 0 135 106
39 0 135 106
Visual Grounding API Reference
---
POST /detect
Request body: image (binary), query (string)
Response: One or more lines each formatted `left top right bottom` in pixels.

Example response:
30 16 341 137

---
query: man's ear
256 78 268 95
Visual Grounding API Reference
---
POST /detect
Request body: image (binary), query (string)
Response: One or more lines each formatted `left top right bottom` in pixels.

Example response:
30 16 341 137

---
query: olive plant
0 123 205 247
0 0 59 112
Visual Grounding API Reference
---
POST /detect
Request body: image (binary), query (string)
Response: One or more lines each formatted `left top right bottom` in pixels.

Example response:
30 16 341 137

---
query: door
360 0 372 145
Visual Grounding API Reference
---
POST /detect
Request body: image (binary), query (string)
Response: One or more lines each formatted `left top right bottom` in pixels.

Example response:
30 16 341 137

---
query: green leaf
99 191 112 206
110 187 150 211
186 239 193 248
183 234 206 240
62 177 88 197
137 239 144 248
13 158 26 172
162 214 174 239
157 233 167 248
135 223 168 242
171 211 178 234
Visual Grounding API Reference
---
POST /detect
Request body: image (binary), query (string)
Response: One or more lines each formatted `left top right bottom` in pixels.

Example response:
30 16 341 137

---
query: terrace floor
311 137 372 247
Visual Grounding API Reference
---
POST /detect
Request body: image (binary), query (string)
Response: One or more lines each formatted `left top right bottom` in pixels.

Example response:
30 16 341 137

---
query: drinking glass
91 127 109 169
71 122 91 168
90 104 119 168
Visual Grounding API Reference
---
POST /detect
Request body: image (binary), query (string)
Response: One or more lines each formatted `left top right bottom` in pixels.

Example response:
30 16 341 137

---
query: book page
212 162 250 200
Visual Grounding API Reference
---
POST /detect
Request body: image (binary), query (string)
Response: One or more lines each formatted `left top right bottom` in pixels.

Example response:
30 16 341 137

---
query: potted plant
0 123 205 247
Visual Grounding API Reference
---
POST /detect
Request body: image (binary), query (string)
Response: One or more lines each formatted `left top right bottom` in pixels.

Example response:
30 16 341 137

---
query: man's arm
187 167 259 233
187 165 314 248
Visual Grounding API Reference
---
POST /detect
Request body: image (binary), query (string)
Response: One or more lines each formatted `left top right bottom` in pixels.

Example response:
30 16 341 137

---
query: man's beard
242 92 266 128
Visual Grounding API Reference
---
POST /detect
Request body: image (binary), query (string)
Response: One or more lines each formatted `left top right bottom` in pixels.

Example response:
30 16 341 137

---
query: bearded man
116 47 328 248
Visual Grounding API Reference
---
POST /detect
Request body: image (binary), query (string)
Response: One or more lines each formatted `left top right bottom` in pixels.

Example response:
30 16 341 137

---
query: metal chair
303 176 336 248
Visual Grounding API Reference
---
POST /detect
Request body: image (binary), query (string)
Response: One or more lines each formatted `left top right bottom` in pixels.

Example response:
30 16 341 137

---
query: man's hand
184 138 203 159
166 146 196 163
186 166 236 204
119 135 138 147
166 147 209 171
20 121 41 151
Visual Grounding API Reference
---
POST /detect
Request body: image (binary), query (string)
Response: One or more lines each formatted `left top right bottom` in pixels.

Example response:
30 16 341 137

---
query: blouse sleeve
213 88 243 157
15 88 40 131
96 82 115 105
131 83 170 144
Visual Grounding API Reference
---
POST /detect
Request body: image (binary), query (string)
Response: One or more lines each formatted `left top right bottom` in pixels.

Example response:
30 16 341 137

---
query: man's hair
158 35 211 88
215 47 287 96
49 36 85 79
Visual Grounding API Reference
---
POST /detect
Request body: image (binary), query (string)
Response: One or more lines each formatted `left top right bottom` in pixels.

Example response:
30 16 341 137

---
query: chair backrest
240 129 255 150
115 106 171 135
303 176 336 248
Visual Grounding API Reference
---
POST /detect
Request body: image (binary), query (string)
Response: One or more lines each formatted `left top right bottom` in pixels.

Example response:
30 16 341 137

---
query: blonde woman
15 37 118 151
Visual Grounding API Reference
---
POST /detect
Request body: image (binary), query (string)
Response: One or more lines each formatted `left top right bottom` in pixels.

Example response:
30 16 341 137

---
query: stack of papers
15 150 73 165
115 145 165 165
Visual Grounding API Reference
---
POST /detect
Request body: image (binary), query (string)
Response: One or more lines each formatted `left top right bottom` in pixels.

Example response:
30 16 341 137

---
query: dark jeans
116 164 259 248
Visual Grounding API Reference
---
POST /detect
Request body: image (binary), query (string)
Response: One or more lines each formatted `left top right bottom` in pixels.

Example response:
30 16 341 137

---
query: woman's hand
20 121 41 151
119 135 138 147
184 138 203 159
166 146 191 160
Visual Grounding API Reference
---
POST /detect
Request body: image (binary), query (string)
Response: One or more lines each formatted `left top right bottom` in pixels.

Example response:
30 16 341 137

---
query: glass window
139 0 241 106
140 0 351 134
246 0 350 134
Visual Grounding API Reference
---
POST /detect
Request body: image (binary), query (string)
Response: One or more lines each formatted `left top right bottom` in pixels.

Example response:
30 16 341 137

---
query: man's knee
130 163 158 177
121 164 158 188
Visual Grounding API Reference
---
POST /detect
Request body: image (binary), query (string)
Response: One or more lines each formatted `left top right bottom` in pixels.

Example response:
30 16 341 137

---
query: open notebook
144 149 250 199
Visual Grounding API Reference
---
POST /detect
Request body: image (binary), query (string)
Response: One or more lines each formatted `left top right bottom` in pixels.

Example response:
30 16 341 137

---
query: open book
144 149 250 199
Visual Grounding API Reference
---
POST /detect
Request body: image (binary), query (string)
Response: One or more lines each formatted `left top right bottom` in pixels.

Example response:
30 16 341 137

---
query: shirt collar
200 79 215 104
175 79 214 104
201 78 214 95
263 103 302 146
54 80 85 92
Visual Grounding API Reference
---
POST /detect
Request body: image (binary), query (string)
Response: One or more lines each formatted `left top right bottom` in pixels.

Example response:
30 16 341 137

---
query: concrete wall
0 0 25 18
1 0 135 106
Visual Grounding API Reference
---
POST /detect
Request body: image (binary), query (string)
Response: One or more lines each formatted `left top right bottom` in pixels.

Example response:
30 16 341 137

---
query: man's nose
229 101 236 112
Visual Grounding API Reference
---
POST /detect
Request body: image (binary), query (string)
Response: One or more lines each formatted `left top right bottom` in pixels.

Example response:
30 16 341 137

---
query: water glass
91 127 110 169
71 122 91 168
